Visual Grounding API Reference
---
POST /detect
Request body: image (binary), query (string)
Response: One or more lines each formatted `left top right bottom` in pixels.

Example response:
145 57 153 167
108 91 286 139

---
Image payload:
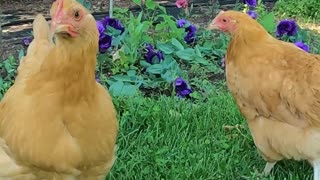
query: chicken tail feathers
32 14 50 42
15 14 52 81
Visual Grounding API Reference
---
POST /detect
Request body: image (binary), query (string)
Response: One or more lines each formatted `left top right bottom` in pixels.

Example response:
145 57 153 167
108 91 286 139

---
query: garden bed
0 0 276 60
1 1 320 179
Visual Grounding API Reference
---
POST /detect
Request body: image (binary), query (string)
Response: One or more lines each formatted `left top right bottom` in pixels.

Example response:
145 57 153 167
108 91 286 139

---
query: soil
0 0 275 60
0 0 138 60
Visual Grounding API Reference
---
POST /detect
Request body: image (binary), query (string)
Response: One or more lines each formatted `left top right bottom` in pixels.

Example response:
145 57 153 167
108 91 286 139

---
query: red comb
55 0 64 17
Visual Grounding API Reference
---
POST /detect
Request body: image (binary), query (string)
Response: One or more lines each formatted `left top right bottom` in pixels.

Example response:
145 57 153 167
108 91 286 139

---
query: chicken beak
53 24 78 38
206 10 225 30
51 0 78 38
54 24 69 34
206 21 218 30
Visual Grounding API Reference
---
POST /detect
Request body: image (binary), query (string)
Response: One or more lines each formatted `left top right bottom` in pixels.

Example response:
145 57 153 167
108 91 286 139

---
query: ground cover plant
1 0 320 179
274 0 320 23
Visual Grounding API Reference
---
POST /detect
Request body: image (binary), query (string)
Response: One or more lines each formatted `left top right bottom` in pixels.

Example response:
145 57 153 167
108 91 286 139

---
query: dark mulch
0 0 135 60
0 0 275 60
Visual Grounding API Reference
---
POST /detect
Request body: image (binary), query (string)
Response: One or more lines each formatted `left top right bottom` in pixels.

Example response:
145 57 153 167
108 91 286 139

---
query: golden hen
0 0 118 179
208 10 320 179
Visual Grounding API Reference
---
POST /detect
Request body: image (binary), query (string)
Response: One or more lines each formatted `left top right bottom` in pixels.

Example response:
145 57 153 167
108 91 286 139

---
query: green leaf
109 81 138 96
77 0 84 4
84 1 91 9
145 0 156 10
195 45 202 57
155 22 166 31
76 0 91 9
176 48 195 61
171 38 184 50
146 64 163 74
195 57 209 65
158 5 167 14
110 75 132 82
132 0 142 6
18 49 24 61
161 70 175 83
140 60 152 68
157 43 175 54
127 70 136 77
259 12 276 33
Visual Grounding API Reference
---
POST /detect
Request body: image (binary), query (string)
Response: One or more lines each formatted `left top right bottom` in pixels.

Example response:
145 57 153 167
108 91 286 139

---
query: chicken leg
263 162 276 175
313 160 320 180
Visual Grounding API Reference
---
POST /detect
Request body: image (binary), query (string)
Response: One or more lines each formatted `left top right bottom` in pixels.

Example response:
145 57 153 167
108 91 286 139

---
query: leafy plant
76 0 91 10
95 1 227 97
274 0 320 23
0 55 18 99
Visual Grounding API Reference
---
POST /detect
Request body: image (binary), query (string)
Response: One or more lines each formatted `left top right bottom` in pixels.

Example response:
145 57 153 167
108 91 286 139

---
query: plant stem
109 0 113 17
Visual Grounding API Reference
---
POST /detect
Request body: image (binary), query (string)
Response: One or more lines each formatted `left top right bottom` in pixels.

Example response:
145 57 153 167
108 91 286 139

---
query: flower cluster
276 20 309 52
144 44 164 64
276 20 297 38
246 10 258 19
96 16 125 54
294 41 310 52
175 0 188 9
175 77 192 98
243 0 258 19
176 19 197 44
23 37 33 47
244 0 257 7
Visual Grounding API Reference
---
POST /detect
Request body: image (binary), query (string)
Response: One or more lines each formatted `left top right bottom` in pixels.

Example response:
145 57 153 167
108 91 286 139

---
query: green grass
106 87 313 180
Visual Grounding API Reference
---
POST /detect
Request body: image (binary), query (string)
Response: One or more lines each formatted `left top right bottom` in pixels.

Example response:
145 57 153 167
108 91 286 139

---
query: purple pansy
102 17 125 34
96 17 124 54
175 77 192 98
23 37 33 47
99 35 112 53
96 21 105 37
184 24 197 44
176 19 197 44
276 19 298 38
294 41 310 52
243 0 257 7
247 10 258 19
144 44 164 64
95 74 101 83
177 19 188 28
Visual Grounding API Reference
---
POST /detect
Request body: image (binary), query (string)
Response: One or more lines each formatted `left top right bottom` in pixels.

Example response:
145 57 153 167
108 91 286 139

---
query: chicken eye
222 19 227 22
73 10 81 21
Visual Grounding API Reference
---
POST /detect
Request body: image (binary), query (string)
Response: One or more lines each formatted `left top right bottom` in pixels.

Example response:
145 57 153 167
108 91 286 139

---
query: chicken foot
263 162 276 175
313 160 320 180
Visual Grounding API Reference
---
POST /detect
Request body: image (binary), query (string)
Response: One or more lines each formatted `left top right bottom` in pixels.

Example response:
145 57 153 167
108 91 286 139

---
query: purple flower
243 0 257 7
99 35 112 53
102 16 125 34
95 74 101 83
176 20 197 44
144 44 164 64
23 37 33 46
294 41 309 52
276 19 298 38
221 57 225 68
177 19 188 28
96 21 105 38
184 25 197 44
175 77 192 98
247 10 258 19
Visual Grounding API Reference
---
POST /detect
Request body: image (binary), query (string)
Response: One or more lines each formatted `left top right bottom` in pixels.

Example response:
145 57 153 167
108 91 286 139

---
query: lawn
107 88 314 180
1 0 320 179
